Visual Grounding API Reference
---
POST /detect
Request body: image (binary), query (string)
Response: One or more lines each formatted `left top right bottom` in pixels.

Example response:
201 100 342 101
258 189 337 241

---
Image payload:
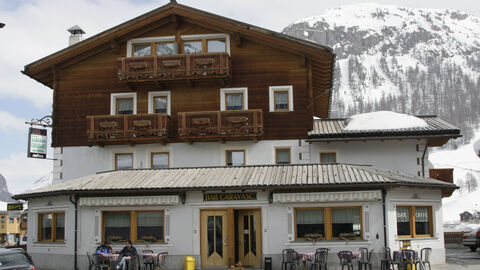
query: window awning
273 190 382 203
79 195 179 206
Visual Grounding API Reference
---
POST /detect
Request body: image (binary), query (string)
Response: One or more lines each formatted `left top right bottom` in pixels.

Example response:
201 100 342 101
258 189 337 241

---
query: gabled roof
23 2 333 82
13 163 456 200
308 115 461 144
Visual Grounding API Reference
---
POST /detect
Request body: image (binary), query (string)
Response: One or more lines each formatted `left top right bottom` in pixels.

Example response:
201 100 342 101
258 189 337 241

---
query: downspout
382 188 388 247
69 194 79 270
421 143 428 177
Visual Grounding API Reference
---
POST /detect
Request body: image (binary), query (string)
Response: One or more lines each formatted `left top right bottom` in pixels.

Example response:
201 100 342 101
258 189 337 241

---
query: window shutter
363 205 370 240
94 210 101 244
164 208 170 243
287 206 294 242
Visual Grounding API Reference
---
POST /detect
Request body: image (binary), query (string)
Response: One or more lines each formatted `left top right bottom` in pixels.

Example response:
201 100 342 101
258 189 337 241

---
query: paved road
444 244 480 269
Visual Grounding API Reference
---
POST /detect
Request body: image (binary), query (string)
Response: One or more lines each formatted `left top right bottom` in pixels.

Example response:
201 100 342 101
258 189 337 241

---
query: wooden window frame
154 41 177 56
396 206 434 238
220 88 248 111
225 93 244 111
115 97 134 115
273 91 290 112
102 210 165 243
151 152 170 168
38 212 65 242
132 43 153 57
206 38 227 53
115 153 133 170
275 148 291 165
152 96 168 114
183 39 203 54
294 206 363 241
225 150 246 166
320 152 337 164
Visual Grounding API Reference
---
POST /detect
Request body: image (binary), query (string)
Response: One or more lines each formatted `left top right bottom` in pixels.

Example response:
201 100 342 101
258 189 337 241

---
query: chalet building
16 2 460 269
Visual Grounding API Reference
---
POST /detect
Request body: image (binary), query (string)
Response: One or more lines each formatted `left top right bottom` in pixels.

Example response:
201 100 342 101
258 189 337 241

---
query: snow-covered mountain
0 174 16 202
283 3 480 144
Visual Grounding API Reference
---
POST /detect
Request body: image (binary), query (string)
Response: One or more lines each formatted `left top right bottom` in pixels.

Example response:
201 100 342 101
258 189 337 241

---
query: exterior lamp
0 23 5 28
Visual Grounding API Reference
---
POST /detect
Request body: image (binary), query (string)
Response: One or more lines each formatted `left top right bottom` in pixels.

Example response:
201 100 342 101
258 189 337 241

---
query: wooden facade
23 3 335 147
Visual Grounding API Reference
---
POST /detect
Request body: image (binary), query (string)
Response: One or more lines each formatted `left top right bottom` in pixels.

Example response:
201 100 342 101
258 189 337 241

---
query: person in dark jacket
116 240 137 270
95 240 113 254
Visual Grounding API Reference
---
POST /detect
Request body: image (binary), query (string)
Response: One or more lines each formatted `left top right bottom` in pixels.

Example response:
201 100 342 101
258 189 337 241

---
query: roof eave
306 133 461 142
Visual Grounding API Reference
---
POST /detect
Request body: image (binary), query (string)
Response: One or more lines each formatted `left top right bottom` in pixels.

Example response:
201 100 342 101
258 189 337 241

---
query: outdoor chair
401 250 417 270
358 248 374 270
92 253 109 270
337 251 354 270
310 248 328 270
418 248 432 270
391 251 402 270
142 250 155 270
380 247 393 270
281 249 299 270
157 252 168 269
86 252 94 270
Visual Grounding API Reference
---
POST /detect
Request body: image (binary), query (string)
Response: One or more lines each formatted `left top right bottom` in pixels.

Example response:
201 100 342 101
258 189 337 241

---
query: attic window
182 34 230 55
127 37 177 57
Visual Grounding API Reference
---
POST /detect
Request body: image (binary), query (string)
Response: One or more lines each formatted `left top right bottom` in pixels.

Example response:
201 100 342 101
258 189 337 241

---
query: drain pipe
421 143 428 177
382 188 388 247
69 194 79 270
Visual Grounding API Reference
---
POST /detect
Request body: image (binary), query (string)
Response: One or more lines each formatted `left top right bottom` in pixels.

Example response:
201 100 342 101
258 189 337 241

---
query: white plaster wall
386 187 445 265
309 139 427 176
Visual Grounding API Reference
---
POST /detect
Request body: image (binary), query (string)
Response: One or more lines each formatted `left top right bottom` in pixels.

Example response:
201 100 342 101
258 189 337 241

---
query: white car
19 236 27 246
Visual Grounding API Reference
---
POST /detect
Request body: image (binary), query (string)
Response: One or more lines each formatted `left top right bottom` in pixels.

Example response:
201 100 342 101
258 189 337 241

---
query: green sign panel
28 128 47 159
203 192 257 201
7 203 23 211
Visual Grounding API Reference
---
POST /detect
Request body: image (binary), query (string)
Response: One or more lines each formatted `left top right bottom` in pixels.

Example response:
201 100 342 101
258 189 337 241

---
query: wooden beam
234 33 242 48
300 55 306 68
171 14 179 30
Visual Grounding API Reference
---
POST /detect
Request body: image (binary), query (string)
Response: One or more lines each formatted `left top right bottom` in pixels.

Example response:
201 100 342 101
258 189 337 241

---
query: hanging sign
27 127 47 159
203 192 257 201
7 203 23 211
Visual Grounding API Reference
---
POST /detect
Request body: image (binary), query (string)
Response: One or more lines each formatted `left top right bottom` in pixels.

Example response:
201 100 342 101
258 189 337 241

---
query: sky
0 0 479 195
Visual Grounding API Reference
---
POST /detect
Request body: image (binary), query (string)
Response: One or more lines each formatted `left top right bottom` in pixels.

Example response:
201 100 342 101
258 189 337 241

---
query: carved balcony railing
118 52 231 83
87 114 169 145
178 109 263 141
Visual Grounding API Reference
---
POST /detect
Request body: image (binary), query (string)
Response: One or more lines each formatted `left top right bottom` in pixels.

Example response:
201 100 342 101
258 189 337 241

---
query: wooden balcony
429 168 454 184
178 109 263 142
87 114 169 145
118 52 231 83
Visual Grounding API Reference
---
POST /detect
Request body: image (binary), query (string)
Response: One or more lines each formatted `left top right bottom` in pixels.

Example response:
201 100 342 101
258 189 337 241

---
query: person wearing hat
95 240 113 254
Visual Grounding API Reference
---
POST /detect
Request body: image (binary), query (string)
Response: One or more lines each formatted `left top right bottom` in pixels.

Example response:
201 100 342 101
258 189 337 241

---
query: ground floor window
38 212 65 242
103 211 164 243
295 207 362 240
396 206 433 237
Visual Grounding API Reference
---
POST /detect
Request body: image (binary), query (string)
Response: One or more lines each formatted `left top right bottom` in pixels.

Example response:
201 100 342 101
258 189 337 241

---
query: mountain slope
283 3 480 144
0 174 16 202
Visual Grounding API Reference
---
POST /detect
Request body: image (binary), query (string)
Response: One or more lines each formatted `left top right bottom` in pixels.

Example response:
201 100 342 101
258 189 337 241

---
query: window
151 152 169 168
396 206 433 238
9 218 14 224
181 34 230 55
269 86 293 112
295 207 362 240
226 150 245 166
115 153 133 170
148 91 171 115
116 98 134 114
111 93 137 115
38 212 65 242
320 152 336 164
226 93 244 110
220 88 248 111
103 211 164 243
127 37 177 57
276 148 291 164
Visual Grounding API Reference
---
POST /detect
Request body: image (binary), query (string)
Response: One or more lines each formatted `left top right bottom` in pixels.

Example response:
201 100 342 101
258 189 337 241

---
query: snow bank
344 111 428 131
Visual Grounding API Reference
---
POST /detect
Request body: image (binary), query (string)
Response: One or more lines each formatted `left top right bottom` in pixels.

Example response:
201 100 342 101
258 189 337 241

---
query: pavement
442 243 480 269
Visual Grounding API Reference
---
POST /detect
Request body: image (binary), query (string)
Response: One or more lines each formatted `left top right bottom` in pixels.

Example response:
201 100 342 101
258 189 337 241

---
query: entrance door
237 210 262 267
201 210 229 268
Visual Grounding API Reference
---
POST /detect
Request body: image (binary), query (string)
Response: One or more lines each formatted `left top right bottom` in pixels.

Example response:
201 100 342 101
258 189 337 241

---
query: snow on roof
344 111 429 131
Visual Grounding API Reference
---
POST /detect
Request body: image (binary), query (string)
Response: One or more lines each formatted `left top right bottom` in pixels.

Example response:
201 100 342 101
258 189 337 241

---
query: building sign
7 203 23 211
28 127 47 159
203 192 257 201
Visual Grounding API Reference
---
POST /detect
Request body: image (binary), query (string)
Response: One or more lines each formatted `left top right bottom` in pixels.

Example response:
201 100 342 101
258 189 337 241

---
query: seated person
116 240 137 270
95 240 113 254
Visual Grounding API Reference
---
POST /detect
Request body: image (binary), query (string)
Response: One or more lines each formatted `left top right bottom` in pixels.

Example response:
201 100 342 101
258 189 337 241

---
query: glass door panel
237 210 261 267
201 210 228 267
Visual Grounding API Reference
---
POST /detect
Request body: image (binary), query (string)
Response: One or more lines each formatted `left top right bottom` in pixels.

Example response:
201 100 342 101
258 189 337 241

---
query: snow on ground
474 138 480 157
430 131 480 223
344 111 428 131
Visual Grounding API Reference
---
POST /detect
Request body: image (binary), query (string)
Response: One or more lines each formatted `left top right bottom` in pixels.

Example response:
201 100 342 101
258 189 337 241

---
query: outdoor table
142 252 168 266
100 253 120 268
297 252 315 270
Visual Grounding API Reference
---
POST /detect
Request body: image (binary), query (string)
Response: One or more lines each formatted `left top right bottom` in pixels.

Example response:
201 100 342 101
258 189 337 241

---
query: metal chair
282 249 299 270
157 252 168 269
358 248 374 270
418 248 432 270
86 252 94 270
401 250 417 270
310 248 328 270
92 253 109 270
337 251 354 270
391 251 402 270
142 250 155 270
